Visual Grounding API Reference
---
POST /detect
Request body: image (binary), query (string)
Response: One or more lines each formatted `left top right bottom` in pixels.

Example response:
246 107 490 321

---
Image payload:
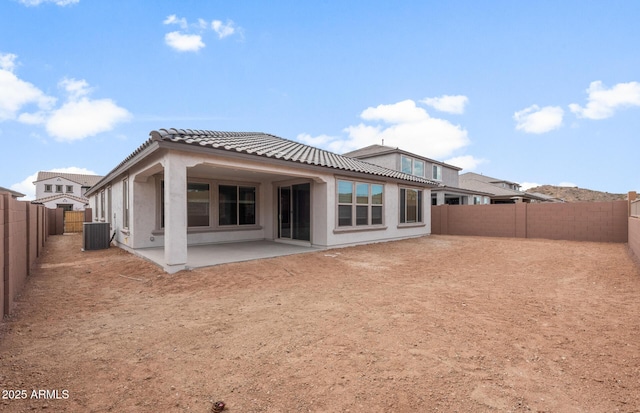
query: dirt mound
528 185 627 202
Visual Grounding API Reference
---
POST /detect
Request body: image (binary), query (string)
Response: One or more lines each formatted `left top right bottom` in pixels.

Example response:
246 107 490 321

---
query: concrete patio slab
134 240 323 270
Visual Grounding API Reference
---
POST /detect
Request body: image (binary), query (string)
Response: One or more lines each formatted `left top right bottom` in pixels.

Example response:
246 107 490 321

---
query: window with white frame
159 180 257 229
100 191 105 220
122 178 130 229
55 185 63 193
413 160 425 177
400 188 423 224
337 180 384 227
401 156 412 175
432 164 442 181
401 155 426 177
66 185 74 193
219 185 256 226
44 184 52 192
188 182 210 227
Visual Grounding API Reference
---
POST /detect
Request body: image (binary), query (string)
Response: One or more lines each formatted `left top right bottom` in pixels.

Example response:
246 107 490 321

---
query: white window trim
401 155 426 178
335 178 386 232
122 177 130 230
432 164 442 181
398 186 425 228
155 176 261 233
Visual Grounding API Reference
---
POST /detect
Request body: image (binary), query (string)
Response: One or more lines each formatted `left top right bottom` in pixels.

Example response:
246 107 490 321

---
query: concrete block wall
447 204 517 237
1 195 48 319
629 217 640 261
432 200 628 243
3 195 28 317
48 208 64 236
0 196 4 319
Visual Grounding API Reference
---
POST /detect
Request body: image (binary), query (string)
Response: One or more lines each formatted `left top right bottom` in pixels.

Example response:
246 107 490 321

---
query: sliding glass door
278 183 310 241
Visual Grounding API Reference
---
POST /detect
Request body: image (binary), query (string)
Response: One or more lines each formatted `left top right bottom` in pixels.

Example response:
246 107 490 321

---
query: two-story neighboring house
343 145 492 205
458 172 552 204
32 171 104 211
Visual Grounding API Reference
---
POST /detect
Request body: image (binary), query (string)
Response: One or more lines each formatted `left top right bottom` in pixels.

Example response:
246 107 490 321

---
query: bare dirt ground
1 234 640 413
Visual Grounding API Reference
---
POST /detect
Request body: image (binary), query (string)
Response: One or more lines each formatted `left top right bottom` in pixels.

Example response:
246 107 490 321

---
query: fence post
629 191 637 217
515 202 527 238
1 194 5 319
442 204 449 235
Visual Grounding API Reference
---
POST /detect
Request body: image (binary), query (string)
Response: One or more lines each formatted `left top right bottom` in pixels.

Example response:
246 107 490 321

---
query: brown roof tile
90 129 442 193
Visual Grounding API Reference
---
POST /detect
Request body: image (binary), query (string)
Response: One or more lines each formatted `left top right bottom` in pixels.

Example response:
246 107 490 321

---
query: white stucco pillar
164 155 187 273
436 191 446 205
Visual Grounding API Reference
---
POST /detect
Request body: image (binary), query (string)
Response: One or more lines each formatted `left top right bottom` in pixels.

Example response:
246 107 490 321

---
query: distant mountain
527 185 628 203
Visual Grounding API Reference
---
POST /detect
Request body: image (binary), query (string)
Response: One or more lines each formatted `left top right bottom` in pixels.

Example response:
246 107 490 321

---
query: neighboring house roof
0 186 25 199
31 193 90 205
34 171 104 187
343 144 462 171
459 172 548 201
460 172 519 187
526 192 565 203
438 184 494 197
88 129 443 195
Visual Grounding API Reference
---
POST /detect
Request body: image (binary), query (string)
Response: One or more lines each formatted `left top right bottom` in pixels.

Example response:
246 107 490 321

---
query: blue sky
2 0 639 199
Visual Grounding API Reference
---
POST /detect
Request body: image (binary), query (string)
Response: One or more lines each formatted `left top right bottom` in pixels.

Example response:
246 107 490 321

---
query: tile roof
342 144 392 158
35 171 104 187
459 172 548 201
92 129 442 191
32 193 89 205
343 144 462 170
0 186 25 198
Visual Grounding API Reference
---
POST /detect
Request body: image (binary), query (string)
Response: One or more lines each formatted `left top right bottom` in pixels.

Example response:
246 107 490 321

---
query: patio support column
436 191 445 205
164 156 187 273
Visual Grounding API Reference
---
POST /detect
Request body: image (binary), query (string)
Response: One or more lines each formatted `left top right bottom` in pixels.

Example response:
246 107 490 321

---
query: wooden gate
64 211 85 233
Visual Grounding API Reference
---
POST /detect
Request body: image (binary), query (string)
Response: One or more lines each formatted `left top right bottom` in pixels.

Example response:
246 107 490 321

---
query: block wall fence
432 200 629 243
629 192 640 262
1 194 48 319
3 189 640 319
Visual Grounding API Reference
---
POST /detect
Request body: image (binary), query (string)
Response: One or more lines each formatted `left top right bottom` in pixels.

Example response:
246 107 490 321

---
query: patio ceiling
187 163 298 182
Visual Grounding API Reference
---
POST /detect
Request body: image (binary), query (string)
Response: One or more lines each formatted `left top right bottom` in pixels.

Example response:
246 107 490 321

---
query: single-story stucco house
85 129 441 273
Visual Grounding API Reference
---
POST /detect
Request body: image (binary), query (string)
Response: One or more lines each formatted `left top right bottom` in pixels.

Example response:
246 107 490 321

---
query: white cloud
197 18 209 30
12 167 96 201
296 133 337 148
361 99 428 124
0 54 129 141
298 99 470 159
513 105 564 134
569 80 640 120
46 97 131 142
17 111 48 124
19 0 78 6
0 53 56 121
519 182 541 191
558 181 577 187
212 20 236 39
163 14 188 30
10 172 38 200
0 53 17 71
421 95 469 114
443 155 487 171
59 77 91 99
164 31 205 52
163 16 241 52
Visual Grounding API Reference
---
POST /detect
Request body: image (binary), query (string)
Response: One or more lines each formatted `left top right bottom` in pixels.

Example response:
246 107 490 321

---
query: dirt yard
1 234 640 412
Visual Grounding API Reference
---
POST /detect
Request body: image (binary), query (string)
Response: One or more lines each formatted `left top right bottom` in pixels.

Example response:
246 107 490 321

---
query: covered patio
134 240 323 270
